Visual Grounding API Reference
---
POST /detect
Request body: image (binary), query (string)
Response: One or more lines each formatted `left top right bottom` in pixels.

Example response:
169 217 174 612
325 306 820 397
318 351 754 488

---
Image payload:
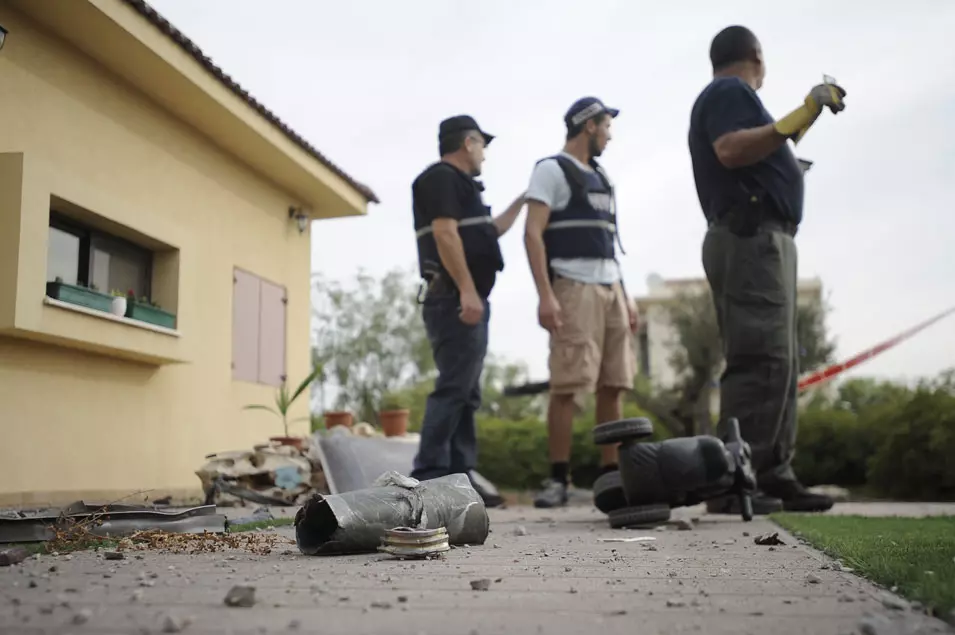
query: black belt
553 273 615 290
709 214 797 238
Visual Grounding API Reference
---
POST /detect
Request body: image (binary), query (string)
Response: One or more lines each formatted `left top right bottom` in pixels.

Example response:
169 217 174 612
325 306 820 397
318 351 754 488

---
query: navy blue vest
541 155 618 263
412 163 504 298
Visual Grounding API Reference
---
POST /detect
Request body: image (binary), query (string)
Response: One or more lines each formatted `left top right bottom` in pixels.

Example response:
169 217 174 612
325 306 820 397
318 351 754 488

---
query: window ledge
43 297 181 337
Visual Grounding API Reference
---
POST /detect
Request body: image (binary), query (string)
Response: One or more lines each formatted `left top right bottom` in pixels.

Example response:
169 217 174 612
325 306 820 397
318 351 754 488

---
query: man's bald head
710 25 761 72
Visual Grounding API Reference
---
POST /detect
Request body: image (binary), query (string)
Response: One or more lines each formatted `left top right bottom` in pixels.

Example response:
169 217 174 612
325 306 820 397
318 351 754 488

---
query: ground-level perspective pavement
2 503 953 635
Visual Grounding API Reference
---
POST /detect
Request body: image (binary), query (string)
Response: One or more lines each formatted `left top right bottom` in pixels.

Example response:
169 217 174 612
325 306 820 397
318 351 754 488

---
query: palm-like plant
243 365 322 437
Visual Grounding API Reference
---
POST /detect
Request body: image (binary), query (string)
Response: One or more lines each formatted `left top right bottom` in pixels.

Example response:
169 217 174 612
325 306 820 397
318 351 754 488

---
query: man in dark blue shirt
688 25 847 514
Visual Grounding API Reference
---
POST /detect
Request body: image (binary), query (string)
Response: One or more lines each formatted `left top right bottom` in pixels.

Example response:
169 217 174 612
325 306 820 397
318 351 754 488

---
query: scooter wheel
593 418 654 445
593 470 627 514
608 504 671 529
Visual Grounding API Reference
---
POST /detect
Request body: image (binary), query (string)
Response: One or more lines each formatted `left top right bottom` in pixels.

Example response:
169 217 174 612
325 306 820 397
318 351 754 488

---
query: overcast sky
151 0 955 385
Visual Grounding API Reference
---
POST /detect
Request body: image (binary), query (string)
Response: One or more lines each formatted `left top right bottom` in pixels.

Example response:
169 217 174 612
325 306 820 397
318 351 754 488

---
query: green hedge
793 378 955 501
475 403 670 490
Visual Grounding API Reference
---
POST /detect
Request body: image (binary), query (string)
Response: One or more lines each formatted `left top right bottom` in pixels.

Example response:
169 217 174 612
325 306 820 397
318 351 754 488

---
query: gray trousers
702 222 799 487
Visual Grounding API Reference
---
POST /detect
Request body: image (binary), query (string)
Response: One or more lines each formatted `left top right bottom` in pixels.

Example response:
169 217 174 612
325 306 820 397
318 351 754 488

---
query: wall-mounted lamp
0 25 9 52
288 206 309 234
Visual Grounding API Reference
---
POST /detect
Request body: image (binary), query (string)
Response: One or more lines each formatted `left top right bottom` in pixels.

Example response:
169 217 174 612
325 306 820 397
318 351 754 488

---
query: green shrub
475 402 669 490
792 405 874 487
866 384 955 501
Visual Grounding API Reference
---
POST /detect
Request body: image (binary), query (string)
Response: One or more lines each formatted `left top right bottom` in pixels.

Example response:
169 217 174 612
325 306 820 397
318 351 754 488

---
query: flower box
125 301 177 329
45 281 112 312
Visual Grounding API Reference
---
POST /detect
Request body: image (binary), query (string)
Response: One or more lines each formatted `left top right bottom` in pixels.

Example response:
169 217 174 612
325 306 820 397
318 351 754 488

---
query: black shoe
706 492 783 516
761 479 834 512
533 478 569 509
467 470 504 508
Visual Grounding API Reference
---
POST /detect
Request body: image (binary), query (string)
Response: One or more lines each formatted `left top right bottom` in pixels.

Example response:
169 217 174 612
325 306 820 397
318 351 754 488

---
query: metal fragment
378 527 450 559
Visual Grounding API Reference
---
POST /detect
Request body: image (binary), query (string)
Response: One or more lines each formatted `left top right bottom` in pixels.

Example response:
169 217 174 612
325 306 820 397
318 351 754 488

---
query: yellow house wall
0 8 313 505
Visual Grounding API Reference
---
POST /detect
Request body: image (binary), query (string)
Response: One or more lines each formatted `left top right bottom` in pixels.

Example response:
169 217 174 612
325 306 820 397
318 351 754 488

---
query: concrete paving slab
0 505 951 635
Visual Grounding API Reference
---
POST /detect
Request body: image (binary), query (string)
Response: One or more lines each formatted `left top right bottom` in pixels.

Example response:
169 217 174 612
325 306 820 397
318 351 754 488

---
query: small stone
28 580 37 588
666 599 686 608
104 551 125 561
397 596 408 603
38 604 55 615
754 532 785 546
370 601 392 609
806 573 821 584
858 614 892 635
742 531 750 537
224 585 256 608
0 547 30 567
64 555 73 561
72 608 92 625
515 526 528 536
470 579 491 591
838 593 855 603
881 594 909 611
569 587 578 594
161 614 186 633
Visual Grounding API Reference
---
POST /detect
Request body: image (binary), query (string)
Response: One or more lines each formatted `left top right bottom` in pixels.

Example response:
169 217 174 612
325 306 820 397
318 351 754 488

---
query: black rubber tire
608 504 671 529
592 471 627 514
593 418 654 445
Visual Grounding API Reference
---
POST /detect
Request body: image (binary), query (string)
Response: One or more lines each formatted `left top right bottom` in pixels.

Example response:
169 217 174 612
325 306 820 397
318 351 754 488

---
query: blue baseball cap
564 97 620 129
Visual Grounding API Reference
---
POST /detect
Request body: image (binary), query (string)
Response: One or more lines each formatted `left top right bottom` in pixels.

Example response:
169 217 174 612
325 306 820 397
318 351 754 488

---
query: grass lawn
227 517 295 533
773 513 955 618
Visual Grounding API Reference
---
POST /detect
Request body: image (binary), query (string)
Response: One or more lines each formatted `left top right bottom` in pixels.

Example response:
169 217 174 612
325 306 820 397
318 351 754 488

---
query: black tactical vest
541 155 618 263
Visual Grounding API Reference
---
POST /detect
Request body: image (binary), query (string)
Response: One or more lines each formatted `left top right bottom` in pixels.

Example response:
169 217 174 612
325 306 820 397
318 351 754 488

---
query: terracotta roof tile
120 0 379 204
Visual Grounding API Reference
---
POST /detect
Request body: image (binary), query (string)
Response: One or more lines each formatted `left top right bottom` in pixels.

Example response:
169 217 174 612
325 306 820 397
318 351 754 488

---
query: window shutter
232 269 260 382
257 280 287 387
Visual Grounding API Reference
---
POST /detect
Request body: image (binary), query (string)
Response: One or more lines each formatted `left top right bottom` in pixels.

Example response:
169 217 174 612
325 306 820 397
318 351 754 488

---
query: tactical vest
413 163 504 298
541 155 620 263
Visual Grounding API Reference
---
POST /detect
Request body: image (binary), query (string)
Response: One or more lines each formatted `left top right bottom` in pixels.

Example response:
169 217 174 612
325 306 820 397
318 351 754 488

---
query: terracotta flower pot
269 436 306 453
379 409 410 437
324 411 353 430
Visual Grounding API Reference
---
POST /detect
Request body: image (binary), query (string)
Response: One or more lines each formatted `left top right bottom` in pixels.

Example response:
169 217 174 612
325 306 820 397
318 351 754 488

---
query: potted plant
323 410 354 430
45 276 113 312
378 391 411 437
125 290 177 329
243 365 321 452
109 289 127 317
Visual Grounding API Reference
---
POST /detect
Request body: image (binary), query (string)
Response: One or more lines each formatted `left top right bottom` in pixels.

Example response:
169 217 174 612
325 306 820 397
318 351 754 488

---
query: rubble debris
313 425 422 494
72 608 92 625
294 472 489 556
470 579 491 591
198 442 326 507
112 528 287 556
754 532 786 546
370 601 392 609
224 585 256 608
0 547 29 566
104 551 125 561
806 573 822 584
378 526 450 559
666 598 687 608
161 613 189 633
515 526 528 536
881 594 909 611
0 501 226 545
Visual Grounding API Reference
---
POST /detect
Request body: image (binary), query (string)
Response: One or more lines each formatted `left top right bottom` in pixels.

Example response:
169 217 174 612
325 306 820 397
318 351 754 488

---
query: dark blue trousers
410 294 489 481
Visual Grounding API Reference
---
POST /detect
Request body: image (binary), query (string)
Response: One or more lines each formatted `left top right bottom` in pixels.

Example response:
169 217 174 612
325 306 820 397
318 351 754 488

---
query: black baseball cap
564 97 620 129
438 115 494 146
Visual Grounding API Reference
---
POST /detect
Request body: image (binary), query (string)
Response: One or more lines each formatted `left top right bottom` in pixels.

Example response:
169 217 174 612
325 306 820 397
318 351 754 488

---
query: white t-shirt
525 151 621 285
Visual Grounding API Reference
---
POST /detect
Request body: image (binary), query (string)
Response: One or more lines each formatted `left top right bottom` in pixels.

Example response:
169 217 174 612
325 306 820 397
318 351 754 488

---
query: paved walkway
1 504 952 635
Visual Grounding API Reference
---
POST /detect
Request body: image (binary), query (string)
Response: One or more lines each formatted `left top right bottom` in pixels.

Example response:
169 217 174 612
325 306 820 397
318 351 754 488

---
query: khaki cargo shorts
548 276 637 395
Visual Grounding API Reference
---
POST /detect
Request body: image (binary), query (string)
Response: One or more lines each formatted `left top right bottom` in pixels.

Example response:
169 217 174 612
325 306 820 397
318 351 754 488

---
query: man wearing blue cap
410 114 526 508
524 97 638 509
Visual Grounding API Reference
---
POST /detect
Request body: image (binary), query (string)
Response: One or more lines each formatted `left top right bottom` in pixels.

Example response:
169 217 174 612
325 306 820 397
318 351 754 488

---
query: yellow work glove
774 82 847 144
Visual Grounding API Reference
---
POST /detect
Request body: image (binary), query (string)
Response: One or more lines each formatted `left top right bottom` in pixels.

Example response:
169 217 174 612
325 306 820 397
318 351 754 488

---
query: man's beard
588 135 602 158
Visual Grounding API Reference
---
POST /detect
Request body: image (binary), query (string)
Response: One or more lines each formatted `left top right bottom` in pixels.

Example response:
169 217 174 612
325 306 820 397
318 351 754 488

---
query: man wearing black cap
688 25 847 514
524 97 638 509
409 115 526 507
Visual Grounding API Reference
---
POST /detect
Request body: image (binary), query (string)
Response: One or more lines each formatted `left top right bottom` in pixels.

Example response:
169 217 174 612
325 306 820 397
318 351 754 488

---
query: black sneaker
761 479 834 512
706 492 783 516
533 478 569 509
467 470 504 508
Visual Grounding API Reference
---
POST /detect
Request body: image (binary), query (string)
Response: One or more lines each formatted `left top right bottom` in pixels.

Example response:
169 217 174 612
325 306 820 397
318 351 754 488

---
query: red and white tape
797 306 955 392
